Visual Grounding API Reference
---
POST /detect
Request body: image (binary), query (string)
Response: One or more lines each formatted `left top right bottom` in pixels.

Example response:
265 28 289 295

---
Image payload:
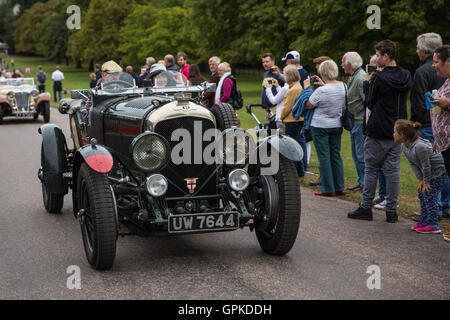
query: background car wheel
0 108 3 124
77 163 117 270
40 144 64 213
33 112 39 120
210 103 238 131
43 102 50 123
255 155 301 255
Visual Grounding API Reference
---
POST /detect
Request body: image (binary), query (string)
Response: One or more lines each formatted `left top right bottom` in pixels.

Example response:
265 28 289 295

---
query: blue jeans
53 88 62 102
350 123 365 186
420 126 434 144
285 122 306 177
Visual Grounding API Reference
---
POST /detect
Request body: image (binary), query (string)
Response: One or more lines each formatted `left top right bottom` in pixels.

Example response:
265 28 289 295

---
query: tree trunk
76 59 82 69
89 59 94 72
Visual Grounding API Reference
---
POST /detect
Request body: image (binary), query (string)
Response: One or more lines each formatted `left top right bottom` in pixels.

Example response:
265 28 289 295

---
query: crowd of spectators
257 35 449 239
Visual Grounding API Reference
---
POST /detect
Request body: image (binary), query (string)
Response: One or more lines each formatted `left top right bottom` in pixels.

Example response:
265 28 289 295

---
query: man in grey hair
411 33 449 220
342 52 367 192
411 33 444 138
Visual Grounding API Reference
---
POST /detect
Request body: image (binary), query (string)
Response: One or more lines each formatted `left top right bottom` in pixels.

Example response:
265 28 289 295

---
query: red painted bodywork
85 154 113 173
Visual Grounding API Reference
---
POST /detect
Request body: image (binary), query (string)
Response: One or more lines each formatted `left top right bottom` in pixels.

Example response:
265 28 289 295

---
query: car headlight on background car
146 174 168 197
7 91 14 101
31 90 39 98
228 169 250 192
130 132 170 172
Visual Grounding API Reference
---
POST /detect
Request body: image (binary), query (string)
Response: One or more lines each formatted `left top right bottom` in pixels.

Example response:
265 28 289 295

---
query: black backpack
225 75 244 110
36 71 46 84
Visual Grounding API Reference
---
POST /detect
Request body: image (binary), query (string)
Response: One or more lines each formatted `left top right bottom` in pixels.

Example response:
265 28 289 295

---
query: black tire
33 112 39 120
255 156 301 255
210 102 238 131
41 144 64 213
43 102 50 123
0 108 3 124
77 163 117 270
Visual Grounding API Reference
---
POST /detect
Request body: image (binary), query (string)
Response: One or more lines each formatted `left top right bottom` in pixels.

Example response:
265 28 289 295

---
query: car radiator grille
154 117 218 200
15 92 30 111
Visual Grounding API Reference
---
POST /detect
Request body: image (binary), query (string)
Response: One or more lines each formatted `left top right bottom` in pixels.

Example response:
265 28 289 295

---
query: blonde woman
280 64 305 176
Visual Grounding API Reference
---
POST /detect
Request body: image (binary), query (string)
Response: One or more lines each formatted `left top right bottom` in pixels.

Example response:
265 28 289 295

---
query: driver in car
97 60 124 86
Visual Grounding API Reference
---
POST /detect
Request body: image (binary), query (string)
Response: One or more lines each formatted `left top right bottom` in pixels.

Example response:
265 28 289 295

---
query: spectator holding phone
304 60 346 196
264 77 289 133
348 40 412 223
261 53 285 114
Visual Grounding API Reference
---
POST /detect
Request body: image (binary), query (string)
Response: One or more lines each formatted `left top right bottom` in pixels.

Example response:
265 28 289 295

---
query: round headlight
131 132 170 172
146 174 168 197
31 90 39 98
228 169 250 192
7 91 14 101
218 128 255 166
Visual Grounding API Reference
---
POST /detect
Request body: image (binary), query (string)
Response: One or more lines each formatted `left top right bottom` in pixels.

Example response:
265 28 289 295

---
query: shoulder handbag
341 82 354 131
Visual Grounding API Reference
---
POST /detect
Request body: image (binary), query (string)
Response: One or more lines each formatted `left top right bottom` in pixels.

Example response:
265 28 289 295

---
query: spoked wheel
77 163 117 270
40 143 64 213
254 156 301 255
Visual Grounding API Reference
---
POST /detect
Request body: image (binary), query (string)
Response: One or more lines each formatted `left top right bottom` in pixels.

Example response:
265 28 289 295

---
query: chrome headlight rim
228 168 250 192
7 91 15 101
146 174 168 197
30 89 39 98
130 132 171 173
217 127 255 167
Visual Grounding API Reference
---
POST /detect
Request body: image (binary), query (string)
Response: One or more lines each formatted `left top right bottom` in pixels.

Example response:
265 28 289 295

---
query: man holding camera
261 53 285 113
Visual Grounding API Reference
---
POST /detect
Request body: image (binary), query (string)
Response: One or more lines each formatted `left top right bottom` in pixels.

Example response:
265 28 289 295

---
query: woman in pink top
214 62 234 104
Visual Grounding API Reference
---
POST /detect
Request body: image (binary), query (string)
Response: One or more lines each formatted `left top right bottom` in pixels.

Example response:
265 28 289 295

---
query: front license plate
168 212 239 234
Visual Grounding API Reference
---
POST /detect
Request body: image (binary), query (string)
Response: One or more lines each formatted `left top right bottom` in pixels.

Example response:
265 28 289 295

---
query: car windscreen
153 71 188 88
0 78 35 89
101 72 136 93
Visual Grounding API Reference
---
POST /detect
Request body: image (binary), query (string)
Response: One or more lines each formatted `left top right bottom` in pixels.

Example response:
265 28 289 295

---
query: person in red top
214 62 234 104
177 52 190 81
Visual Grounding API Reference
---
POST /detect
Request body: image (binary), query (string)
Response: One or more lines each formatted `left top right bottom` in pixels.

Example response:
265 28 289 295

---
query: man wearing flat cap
96 60 123 86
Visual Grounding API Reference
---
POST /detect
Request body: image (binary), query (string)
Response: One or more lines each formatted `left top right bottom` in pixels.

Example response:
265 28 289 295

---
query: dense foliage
2 0 449 71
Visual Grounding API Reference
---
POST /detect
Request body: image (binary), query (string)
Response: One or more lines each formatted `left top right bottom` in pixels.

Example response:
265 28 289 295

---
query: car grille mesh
15 92 30 110
154 117 217 199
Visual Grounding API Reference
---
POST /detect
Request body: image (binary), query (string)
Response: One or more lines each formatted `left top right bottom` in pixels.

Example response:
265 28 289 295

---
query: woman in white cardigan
263 78 289 133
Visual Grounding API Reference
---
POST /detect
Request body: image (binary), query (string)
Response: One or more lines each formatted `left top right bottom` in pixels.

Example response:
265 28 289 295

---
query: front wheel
255 156 301 255
43 102 50 123
40 143 64 213
77 163 117 270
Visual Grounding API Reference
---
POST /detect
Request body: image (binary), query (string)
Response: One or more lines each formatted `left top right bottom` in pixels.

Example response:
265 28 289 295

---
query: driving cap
102 60 123 73
282 50 300 61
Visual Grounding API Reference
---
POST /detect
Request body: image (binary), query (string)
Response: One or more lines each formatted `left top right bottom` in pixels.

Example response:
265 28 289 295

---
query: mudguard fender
75 144 114 174
38 124 69 194
257 134 303 162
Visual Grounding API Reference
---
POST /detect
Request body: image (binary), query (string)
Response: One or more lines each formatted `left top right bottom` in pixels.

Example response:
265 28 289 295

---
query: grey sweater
402 138 446 184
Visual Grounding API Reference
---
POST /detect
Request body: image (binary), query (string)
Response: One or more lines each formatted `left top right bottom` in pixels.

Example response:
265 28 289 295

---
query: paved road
0 111 448 300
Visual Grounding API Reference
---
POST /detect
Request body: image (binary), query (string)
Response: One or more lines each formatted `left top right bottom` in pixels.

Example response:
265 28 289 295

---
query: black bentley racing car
38 71 303 270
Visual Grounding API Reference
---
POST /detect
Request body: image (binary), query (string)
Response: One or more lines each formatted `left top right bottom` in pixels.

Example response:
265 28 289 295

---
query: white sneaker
374 200 399 210
374 200 387 209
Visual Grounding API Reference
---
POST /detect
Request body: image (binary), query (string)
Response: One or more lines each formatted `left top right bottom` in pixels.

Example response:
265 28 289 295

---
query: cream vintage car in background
0 78 51 124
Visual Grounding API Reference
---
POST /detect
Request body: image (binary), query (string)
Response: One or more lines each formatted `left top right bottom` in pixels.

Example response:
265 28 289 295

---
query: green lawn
3 54 448 228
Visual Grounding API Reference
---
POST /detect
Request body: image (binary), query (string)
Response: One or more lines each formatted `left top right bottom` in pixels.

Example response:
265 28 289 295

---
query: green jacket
347 68 366 124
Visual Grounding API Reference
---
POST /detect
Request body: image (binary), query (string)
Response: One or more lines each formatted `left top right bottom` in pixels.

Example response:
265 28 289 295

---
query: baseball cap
282 51 300 61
